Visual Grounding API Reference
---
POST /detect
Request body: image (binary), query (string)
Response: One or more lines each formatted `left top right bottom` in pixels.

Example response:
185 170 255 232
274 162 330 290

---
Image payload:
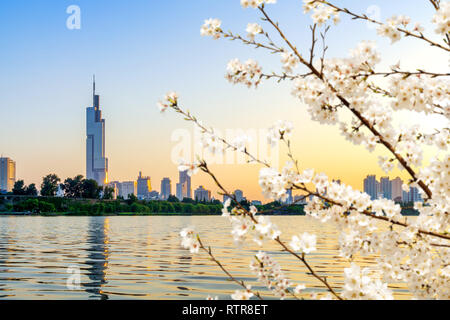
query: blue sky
0 1 444 200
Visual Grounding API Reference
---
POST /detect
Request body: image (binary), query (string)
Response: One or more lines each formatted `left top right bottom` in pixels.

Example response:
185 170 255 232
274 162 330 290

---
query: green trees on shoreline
0 196 225 215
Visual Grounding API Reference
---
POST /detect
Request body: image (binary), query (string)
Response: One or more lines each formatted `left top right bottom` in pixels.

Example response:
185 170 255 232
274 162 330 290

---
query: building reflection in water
83 217 110 300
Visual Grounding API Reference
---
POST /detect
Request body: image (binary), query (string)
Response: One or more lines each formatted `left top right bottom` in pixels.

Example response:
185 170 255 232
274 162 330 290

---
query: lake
0 216 410 299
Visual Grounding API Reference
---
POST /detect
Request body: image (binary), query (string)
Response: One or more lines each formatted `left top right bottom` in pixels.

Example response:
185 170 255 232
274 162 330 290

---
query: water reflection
0 216 411 299
83 217 109 300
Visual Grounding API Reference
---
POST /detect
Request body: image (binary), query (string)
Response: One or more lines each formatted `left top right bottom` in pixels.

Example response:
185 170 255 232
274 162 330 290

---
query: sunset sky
0 0 446 201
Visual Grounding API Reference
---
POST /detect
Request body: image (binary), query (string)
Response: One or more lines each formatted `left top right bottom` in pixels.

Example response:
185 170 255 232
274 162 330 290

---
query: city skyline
0 1 445 201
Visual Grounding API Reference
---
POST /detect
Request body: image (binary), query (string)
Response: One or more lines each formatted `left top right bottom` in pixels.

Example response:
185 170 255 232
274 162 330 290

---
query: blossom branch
221 30 283 54
292 183 450 241
258 5 434 200
312 0 450 51
198 161 343 300
352 70 450 79
196 235 264 300
168 101 271 167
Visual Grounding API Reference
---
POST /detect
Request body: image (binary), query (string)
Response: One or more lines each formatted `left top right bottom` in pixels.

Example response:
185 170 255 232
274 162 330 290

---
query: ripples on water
0 216 410 300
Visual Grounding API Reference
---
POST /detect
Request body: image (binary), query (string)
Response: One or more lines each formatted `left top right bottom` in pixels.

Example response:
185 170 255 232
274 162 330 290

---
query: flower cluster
342 263 394 300
250 251 293 299
267 120 293 146
157 91 178 113
231 286 254 300
432 2 450 35
246 23 263 41
180 226 200 254
225 58 262 88
178 158 200 177
303 1 340 26
280 51 299 73
289 232 317 254
389 75 449 117
200 18 222 39
241 0 277 9
376 16 408 43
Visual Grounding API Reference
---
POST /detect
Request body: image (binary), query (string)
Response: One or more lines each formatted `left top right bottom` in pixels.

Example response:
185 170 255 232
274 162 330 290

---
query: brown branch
293 184 450 241
313 0 449 52
352 70 450 79
274 237 342 300
258 5 434 200
199 162 343 300
429 0 440 10
197 236 264 300
221 30 283 54
171 102 271 167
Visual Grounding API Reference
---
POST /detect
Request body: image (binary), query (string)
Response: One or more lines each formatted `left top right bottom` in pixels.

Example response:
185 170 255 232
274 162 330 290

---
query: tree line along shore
0 174 418 216
0 195 307 216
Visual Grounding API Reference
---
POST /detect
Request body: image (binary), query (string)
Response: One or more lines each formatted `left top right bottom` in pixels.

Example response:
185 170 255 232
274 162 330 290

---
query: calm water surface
0 216 410 299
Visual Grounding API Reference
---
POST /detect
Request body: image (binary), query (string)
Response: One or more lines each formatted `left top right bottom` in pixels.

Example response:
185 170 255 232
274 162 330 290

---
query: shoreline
0 212 419 217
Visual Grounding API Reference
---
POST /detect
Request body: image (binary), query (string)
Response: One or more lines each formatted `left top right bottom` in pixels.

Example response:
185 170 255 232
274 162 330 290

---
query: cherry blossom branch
313 0 450 52
429 0 440 10
309 23 318 65
221 30 283 54
319 26 330 76
169 101 271 167
367 84 447 116
196 235 264 300
258 5 434 200
352 70 450 79
292 183 450 241
273 236 342 300
260 72 308 82
198 161 343 300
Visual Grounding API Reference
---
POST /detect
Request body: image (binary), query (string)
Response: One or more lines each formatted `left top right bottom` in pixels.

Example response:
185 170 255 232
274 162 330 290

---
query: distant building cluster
363 175 422 203
2 80 426 207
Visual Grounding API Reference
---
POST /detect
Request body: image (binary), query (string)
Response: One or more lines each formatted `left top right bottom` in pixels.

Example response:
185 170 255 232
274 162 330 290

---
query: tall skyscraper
137 171 151 199
284 189 293 205
160 178 171 200
178 170 191 199
363 175 379 200
380 177 392 200
86 76 108 186
176 181 188 201
391 177 403 202
0 157 16 193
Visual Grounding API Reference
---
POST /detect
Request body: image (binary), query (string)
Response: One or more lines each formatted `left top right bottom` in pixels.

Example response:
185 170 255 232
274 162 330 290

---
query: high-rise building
391 177 403 202
234 189 244 202
403 187 423 203
137 172 151 200
284 189 293 205
176 181 188 201
0 157 16 193
194 186 211 202
178 170 191 199
86 76 108 186
380 177 392 200
160 178 171 200
118 181 136 199
363 175 379 200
